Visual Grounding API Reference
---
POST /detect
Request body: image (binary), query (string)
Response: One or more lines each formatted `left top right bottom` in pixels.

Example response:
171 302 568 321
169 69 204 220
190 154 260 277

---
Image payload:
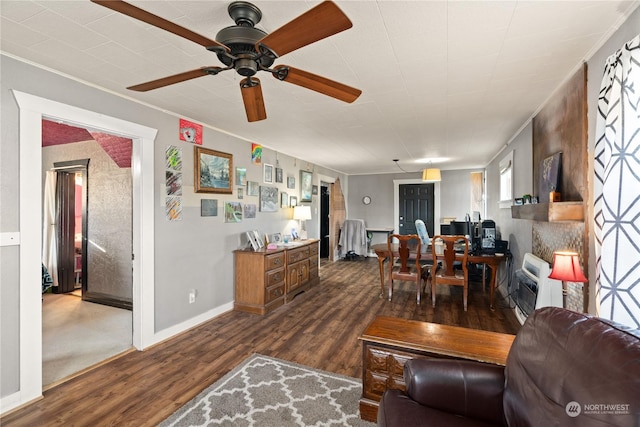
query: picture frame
280 192 289 208
224 201 243 222
275 167 283 183
200 199 218 216
246 181 259 196
235 167 246 186
244 203 256 219
312 185 318 195
253 230 264 248
290 196 298 207
287 176 295 189
194 146 232 194
259 186 278 212
246 231 259 251
300 170 313 202
263 163 274 183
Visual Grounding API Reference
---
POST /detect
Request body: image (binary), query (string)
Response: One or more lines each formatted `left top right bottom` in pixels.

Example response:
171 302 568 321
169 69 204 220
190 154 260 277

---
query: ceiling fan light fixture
422 168 441 182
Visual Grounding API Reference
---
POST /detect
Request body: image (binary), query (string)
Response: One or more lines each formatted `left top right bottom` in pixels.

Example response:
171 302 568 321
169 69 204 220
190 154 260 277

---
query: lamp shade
293 205 311 221
548 251 588 282
422 168 441 182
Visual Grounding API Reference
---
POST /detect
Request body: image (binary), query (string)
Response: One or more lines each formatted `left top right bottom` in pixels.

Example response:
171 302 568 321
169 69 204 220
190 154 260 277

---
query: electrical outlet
188 289 196 304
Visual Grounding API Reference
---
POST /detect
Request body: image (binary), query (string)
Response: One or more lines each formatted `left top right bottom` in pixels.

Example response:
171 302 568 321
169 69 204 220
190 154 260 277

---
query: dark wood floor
2 257 520 426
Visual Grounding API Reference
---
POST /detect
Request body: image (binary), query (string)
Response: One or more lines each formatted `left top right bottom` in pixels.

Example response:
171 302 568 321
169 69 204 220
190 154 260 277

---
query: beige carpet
42 293 132 386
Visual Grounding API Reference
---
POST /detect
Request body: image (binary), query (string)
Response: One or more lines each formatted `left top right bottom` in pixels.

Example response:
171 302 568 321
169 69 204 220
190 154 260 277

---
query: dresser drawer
265 283 285 304
309 243 319 256
288 247 310 263
266 267 285 287
265 252 285 270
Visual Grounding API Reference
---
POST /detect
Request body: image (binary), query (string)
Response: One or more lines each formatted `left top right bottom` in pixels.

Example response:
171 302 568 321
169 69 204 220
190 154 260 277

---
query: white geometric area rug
158 354 375 427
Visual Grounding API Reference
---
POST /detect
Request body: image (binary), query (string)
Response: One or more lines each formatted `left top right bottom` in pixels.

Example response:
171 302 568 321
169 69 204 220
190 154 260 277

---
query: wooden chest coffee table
358 316 515 422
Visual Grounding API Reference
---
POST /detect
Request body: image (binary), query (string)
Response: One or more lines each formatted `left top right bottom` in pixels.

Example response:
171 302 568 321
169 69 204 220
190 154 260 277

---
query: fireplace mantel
511 201 584 222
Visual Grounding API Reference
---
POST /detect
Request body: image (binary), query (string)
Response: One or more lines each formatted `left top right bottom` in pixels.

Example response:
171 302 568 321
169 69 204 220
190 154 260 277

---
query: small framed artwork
246 181 259 196
194 146 232 194
312 185 318 195
275 167 283 183
300 170 313 202
280 192 289 208
224 201 243 223
263 163 274 183
259 186 278 212
201 199 218 216
244 203 256 219
237 187 243 199
287 176 295 189
235 167 246 186
290 196 298 207
252 230 263 248
271 233 282 243
246 231 259 251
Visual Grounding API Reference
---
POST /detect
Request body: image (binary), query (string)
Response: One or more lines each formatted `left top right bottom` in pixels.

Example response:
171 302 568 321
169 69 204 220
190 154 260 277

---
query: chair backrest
415 219 430 246
431 235 468 276
388 234 421 274
504 307 640 426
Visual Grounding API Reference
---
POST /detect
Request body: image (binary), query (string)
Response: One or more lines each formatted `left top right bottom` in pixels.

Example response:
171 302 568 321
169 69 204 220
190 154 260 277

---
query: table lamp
548 250 588 308
293 205 312 239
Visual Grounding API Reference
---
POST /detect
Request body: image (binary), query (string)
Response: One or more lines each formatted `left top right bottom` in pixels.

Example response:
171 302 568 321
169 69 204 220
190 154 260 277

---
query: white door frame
10 91 156 409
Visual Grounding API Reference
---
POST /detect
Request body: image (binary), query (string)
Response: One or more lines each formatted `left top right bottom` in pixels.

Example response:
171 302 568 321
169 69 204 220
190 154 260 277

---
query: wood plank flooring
2 257 521 426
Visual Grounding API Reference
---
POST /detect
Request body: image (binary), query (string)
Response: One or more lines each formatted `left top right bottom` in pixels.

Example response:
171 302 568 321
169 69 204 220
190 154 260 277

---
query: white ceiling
1 0 638 175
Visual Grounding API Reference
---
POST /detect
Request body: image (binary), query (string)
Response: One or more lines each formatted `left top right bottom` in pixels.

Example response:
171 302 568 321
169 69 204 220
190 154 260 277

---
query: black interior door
55 171 77 294
399 184 435 237
320 185 330 258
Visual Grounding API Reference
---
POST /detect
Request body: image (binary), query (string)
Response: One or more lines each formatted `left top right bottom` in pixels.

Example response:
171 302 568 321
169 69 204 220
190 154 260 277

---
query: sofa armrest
404 358 506 425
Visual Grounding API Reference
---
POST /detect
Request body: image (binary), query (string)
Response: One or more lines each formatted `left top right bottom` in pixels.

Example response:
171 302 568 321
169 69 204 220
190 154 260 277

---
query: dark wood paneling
532 63 588 202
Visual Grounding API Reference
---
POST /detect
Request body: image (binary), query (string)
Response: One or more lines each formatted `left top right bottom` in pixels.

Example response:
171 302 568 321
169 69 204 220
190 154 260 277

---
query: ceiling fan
91 0 362 122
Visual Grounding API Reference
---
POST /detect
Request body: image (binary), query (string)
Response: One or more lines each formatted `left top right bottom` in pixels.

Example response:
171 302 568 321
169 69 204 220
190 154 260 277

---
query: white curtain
43 170 58 288
594 35 640 327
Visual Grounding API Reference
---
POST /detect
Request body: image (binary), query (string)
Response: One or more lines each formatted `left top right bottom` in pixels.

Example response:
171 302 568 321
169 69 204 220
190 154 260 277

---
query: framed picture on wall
300 170 313 202
287 176 295 189
275 167 283 183
194 147 232 194
263 163 274 183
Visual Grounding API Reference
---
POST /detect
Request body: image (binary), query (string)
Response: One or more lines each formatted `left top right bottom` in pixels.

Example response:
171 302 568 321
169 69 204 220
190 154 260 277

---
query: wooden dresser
358 316 515 422
234 239 319 315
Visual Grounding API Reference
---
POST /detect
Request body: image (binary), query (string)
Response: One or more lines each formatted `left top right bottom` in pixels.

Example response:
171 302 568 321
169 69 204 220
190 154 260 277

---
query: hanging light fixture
422 167 441 182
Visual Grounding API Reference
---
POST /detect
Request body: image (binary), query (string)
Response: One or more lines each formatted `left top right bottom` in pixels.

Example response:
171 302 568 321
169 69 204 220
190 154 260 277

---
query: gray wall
347 168 484 245
485 123 534 286
0 54 345 398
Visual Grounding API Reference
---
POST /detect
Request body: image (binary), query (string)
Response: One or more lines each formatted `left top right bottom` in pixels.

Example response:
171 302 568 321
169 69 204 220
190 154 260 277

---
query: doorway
398 183 435 237
320 184 330 258
13 90 157 407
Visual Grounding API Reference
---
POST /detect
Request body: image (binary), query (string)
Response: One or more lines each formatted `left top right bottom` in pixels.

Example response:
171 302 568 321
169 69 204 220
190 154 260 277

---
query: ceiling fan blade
273 66 361 103
240 78 267 122
127 67 221 92
91 0 229 52
256 1 352 58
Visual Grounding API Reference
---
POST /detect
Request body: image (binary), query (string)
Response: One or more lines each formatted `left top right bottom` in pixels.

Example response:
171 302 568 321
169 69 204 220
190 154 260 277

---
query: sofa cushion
504 307 640 427
404 359 506 425
378 389 501 427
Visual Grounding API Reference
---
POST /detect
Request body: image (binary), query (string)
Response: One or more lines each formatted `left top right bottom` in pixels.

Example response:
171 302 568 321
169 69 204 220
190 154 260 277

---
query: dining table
371 243 507 310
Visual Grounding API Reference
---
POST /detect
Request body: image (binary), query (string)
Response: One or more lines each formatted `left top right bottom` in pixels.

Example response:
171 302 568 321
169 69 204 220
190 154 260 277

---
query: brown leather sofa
377 307 640 427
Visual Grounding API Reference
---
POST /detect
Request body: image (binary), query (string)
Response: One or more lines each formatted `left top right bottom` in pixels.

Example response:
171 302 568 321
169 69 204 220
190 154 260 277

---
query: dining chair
431 235 469 311
387 234 425 304
414 219 434 287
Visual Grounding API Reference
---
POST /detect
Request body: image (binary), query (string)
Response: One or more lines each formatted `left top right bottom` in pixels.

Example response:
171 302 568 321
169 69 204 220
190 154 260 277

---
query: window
499 151 513 208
